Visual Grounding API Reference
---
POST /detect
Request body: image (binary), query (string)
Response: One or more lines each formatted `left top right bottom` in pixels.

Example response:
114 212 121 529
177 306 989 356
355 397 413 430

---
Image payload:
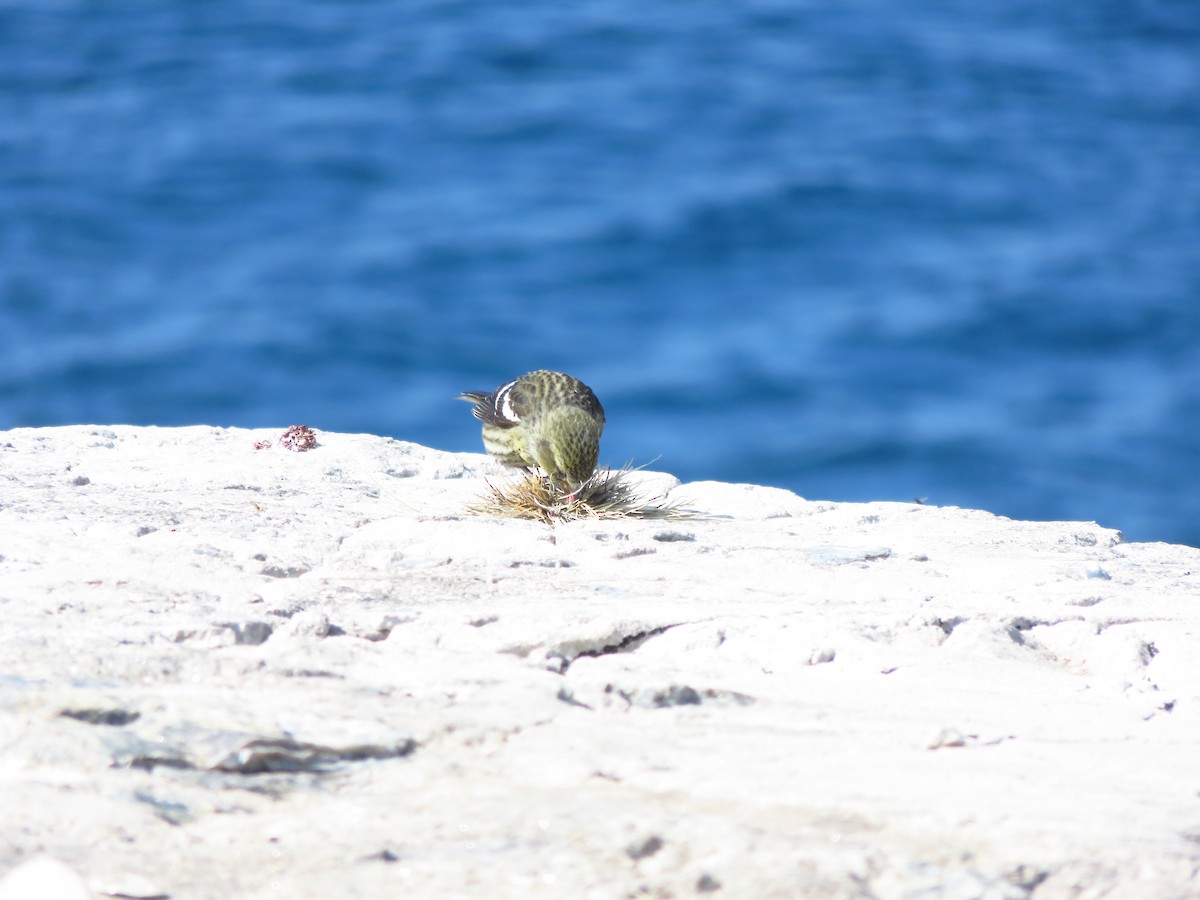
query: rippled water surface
3 1 1198 544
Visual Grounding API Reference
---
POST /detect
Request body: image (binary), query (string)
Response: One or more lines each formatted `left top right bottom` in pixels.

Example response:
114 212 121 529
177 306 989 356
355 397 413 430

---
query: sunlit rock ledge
1 425 1198 899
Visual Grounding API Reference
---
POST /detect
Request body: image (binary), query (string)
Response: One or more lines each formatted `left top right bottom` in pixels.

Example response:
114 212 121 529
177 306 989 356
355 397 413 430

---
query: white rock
0 857 91 900
1 426 1199 898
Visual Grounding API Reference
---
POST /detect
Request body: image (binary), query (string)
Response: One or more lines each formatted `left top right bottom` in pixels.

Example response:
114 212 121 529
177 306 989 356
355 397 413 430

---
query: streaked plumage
459 370 605 490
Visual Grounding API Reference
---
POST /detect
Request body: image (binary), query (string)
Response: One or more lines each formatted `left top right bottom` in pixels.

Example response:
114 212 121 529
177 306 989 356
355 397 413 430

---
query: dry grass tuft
468 466 697 524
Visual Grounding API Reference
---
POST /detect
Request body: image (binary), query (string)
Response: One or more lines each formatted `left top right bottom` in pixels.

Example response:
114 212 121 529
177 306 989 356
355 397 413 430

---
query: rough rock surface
1 425 1198 898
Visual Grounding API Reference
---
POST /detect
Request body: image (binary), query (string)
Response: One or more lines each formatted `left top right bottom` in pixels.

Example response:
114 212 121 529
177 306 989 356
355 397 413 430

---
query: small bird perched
459 370 605 491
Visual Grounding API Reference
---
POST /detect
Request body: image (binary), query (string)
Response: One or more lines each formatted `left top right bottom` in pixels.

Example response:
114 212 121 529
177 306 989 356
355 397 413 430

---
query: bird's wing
459 379 523 428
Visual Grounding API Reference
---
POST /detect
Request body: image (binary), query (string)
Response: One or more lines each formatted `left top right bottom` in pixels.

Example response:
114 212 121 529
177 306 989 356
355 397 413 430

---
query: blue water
2 1 1199 546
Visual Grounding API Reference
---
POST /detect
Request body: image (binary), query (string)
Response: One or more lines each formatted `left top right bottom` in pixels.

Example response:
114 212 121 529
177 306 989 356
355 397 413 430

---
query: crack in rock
59 707 141 727
607 684 756 709
107 726 416 775
210 736 415 774
134 790 194 826
261 565 311 579
548 625 678 670
1004 615 1090 646
652 531 695 543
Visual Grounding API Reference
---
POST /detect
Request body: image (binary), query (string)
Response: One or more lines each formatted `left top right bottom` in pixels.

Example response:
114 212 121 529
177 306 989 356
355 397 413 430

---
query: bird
459 370 605 491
